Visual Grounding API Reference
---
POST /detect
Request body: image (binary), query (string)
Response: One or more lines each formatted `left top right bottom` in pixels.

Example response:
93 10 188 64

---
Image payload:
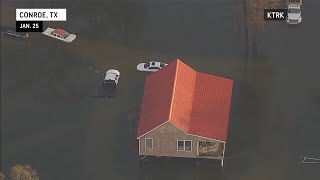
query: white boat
42 27 76 43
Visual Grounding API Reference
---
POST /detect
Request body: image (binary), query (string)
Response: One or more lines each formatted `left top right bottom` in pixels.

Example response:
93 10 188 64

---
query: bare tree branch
0 172 5 180
246 0 281 29
10 164 39 180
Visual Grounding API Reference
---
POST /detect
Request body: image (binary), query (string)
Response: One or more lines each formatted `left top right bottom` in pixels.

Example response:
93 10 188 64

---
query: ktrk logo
267 12 285 19
264 9 287 20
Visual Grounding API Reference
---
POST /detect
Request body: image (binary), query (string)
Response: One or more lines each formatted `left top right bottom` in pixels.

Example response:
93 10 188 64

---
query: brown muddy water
1 0 320 180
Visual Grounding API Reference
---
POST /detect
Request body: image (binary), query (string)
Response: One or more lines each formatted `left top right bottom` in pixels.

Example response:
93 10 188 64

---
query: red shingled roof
137 59 233 142
52 29 68 37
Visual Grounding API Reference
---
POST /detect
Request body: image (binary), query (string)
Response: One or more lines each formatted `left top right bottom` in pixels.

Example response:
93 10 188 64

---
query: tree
9 164 39 180
247 0 280 29
245 0 281 57
0 172 5 180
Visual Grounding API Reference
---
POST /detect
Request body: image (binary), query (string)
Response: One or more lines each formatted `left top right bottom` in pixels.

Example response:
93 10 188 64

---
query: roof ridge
169 60 198 133
168 60 179 122
186 66 197 132
188 71 200 132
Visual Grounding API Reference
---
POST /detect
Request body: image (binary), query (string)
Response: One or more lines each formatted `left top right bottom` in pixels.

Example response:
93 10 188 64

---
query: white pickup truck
99 69 120 98
286 0 303 24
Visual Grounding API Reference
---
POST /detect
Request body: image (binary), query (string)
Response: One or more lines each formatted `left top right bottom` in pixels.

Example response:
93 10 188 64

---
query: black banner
16 21 43 32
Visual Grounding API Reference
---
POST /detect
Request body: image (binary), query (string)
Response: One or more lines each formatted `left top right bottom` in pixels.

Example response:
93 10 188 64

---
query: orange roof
137 59 233 142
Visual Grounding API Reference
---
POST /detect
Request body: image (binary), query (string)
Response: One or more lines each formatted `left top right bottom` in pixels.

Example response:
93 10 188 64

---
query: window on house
177 140 192 152
178 141 184 151
185 141 192 151
145 138 153 149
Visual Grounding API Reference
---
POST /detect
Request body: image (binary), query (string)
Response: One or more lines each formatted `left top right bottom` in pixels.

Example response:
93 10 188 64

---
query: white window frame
196 141 199 156
177 140 192 152
145 138 153 150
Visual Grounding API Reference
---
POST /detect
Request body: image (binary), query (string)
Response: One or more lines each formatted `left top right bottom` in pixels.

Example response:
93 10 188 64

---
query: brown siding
138 122 224 159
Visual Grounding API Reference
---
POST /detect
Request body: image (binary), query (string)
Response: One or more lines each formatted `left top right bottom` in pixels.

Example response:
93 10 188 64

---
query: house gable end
137 121 170 139
139 121 224 159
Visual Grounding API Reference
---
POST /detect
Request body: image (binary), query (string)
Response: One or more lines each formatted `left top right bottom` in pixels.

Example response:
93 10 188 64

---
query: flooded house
137 59 233 166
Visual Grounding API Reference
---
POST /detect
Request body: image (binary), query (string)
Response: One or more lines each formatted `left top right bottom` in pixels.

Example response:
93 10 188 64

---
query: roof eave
169 121 226 143
136 121 169 139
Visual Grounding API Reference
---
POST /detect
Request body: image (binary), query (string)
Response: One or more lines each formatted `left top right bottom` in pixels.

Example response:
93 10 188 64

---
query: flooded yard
1 0 320 180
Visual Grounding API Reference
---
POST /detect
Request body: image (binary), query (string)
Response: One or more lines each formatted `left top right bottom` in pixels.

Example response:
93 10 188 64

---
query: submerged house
137 59 233 166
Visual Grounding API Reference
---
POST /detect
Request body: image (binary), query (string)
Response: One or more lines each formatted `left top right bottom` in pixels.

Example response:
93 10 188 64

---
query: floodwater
1 0 320 180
